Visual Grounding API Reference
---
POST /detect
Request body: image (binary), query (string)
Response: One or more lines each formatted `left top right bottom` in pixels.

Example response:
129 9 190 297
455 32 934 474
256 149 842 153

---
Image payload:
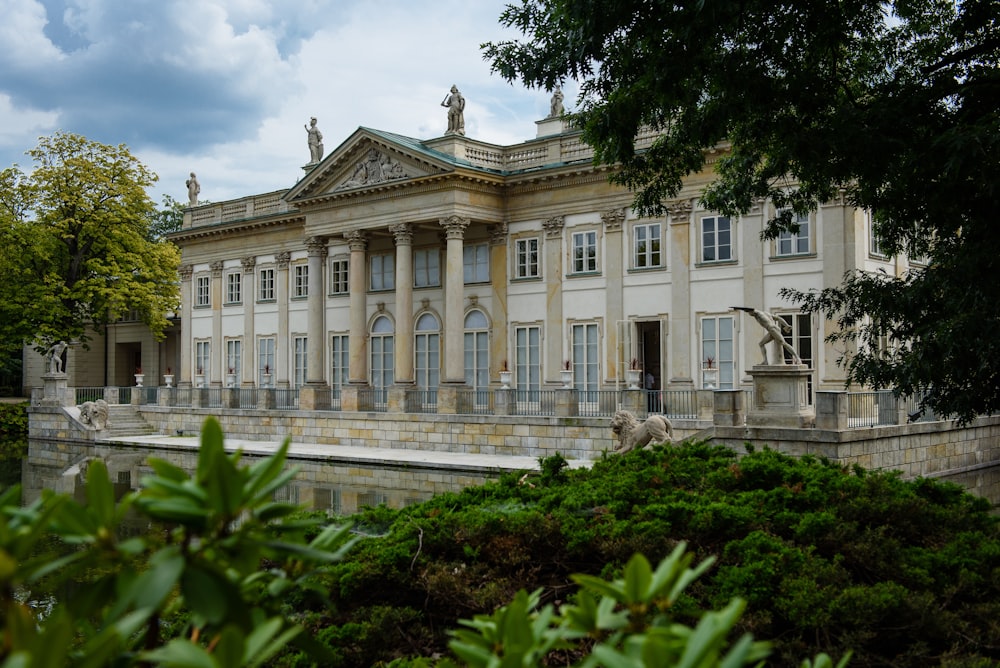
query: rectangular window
514 325 541 393
225 271 242 304
258 267 275 301
413 248 440 287
258 337 275 384
633 222 662 268
463 243 489 283
370 253 395 291
776 211 811 256
226 339 242 384
571 323 600 398
293 336 307 388
195 341 210 377
330 258 349 294
868 213 886 257
572 231 598 273
293 264 308 298
330 335 349 391
515 237 539 279
195 275 210 307
701 316 735 389
701 216 732 262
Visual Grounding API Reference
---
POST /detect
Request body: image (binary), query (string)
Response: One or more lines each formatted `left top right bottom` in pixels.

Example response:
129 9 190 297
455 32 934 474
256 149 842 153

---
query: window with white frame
329 258 349 294
195 275 210 307
776 210 811 256
370 253 395 291
293 336 307 388
701 316 735 389
701 215 732 262
867 212 887 258
293 264 308 298
195 341 210 377
780 313 813 367
225 271 242 304
463 243 489 283
464 310 489 390
413 248 440 288
226 339 242 384
258 267 275 301
633 222 663 269
330 334 349 394
258 337 275 384
514 325 541 393
571 323 600 398
415 313 440 389
370 315 394 389
571 230 598 273
515 237 540 279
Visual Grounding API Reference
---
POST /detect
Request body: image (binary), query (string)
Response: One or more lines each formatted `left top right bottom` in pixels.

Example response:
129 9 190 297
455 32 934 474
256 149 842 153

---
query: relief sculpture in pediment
337 148 409 190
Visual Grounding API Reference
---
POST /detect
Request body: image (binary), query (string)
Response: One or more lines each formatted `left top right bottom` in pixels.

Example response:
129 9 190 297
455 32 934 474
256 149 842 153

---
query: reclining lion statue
610 409 673 453
78 399 110 431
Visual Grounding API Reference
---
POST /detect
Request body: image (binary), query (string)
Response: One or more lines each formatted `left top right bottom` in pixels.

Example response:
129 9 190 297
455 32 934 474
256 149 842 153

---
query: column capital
241 256 256 273
439 215 470 239
543 215 565 239
389 223 414 245
179 264 194 281
488 221 508 245
345 230 368 251
209 260 224 277
306 236 327 256
667 199 693 222
276 251 291 269
601 208 626 232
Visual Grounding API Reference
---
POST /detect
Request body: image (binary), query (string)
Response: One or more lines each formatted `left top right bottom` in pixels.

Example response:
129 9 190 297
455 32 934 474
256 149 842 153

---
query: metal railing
456 388 494 415
406 389 438 414
643 390 699 419
75 387 104 403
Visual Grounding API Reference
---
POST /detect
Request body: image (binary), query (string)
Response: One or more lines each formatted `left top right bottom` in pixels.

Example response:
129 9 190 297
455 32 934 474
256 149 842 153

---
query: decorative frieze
336 148 409 190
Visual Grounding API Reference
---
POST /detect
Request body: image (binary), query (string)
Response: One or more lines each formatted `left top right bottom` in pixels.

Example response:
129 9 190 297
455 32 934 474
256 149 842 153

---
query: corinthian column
241 256 256 386
440 215 470 384
178 264 193 387
305 236 327 385
345 231 369 385
390 223 415 385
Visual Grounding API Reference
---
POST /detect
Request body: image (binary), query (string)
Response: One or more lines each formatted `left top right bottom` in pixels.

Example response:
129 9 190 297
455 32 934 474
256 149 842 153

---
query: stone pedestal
555 388 579 417
495 388 514 416
746 364 815 428
41 373 71 407
299 384 330 411
713 390 746 427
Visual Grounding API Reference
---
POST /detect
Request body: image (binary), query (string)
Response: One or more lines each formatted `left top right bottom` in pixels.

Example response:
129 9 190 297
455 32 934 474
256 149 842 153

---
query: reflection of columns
667 199 693 388
441 215 470 384
390 224 415 385
210 260 224 385
276 251 291 388
306 237 327 385
602 209 625 381
241 256 256 387
488 222 509 376
345 231 369 384
178 265 193 387
542 216 565 383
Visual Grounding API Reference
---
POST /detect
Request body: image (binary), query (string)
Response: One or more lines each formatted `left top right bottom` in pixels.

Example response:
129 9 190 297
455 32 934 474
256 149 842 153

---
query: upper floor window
329 258 349 295
515 237 539 279
293 264 308 298
258 267 275 301
701 215 732 262
414 248 440 288
195 275 210 307
633 222 662 269
776 211 811 256
225 271 242 304
571 230 598 274
370 252 395 291
464 243 489 283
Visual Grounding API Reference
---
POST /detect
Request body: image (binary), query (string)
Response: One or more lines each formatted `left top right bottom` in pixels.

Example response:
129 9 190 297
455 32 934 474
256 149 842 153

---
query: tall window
258 267 275 301
195 275 210 307
293 265 309 298
330 334 349 395
224 271 242 304
370 316 395 391
780 313 813 366
258 337 275 384
415 313 440 389
330 258 349 294
515 237 539 279
413 248 440 288
370 253 395 291
701 316 735 389
776 211 811 256
293 336 307 388
226 339 242 384
464 243 489 283
464 310 489 389
633 222 662 268
571 323 600 399
868 213 886 257
571 231 598 273
514 325 541 394
702 216 732 262
195 341 210 377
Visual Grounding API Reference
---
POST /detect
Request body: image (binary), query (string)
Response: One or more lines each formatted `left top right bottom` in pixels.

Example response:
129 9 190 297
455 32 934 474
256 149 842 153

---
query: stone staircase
103 404 157 438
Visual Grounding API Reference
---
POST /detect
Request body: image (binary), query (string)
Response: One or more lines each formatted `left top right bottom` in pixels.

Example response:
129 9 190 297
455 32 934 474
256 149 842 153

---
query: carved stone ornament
601 208 626 232
389 223 414 245
488 221 509 245
179 264 194 281
667 199 693 222
543 215 565 239
241 256 257 273
209 260 224 277
336 148 409 190
440 215 470 239
345 230 368 251
276 251 291 269
306 236 327 256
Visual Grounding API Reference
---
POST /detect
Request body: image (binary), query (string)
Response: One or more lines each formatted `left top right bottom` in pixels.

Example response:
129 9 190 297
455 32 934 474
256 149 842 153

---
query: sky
0 0 568 205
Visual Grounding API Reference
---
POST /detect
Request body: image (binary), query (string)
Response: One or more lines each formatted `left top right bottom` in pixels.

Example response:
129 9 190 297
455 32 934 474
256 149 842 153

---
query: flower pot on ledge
195 374 205 388
626 369 641 390
134 373 144 387
498 370 512 389
226 373 237 388
560 369 573 389
261 373 273 388
163 374 174 388
703 367 719 389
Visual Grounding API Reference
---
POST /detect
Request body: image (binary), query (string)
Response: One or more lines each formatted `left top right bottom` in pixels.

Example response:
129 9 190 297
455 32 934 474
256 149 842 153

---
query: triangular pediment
286 128 458 203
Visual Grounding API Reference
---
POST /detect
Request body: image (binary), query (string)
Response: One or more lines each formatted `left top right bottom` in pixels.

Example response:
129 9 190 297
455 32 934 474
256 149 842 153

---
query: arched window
370 315 394 390
415 313 440 389
464 310 489 389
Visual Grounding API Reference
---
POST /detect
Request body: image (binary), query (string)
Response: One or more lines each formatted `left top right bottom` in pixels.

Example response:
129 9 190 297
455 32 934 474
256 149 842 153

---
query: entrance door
635 321 662 390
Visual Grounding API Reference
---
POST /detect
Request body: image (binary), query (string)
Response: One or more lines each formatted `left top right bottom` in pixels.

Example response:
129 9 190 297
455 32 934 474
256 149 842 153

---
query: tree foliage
0 132 181 352
484 0 1000 421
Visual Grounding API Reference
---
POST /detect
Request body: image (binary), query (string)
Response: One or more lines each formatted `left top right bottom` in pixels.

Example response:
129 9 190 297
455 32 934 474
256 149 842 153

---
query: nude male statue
731 307 801 365
45 340 68 374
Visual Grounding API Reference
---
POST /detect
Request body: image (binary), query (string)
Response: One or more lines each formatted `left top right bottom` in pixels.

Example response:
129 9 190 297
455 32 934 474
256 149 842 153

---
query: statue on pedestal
441 85 465 136
731 307 801 365
305 117 324 163
45 340 68 374
185 172 200 206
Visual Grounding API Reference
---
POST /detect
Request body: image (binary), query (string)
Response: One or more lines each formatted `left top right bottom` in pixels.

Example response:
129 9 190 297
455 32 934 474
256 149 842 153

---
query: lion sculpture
610 409 673 453
78 399 110 431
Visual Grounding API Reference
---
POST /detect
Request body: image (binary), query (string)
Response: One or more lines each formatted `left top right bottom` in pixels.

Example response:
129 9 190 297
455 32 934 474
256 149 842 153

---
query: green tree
484 0 1000 422
0 132 181 352
149 194 186 240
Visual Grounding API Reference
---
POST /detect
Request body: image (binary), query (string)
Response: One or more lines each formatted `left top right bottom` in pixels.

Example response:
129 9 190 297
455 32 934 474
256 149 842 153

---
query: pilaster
542 215 565 384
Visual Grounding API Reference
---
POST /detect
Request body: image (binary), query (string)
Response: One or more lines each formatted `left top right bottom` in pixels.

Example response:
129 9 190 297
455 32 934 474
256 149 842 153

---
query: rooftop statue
441 85 465 136
185 172 200 206
305 117 324 163
731 306 801 365
549 86 564 118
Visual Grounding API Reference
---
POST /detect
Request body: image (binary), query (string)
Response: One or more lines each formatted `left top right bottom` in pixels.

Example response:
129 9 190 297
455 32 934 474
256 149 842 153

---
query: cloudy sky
0 0 567 205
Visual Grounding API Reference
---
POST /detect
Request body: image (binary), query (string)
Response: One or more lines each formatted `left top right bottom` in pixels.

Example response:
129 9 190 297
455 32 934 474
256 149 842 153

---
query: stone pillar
713 389 745 427
391 224 415 385
495 387 514 415
488 222 510 381
667 200 693 388
622 389 644 415
746 364 816 428
740 198 766 385
210 260 224 386
345 231 369 386
178 265 194 387
241 256 256 387
305 236 327 385
697 389 715 420
602 209 625 382
276 251 291 388
555 388 579 417
815 391 848 430
440 216 470 384
542 216 565 384
40 373 71 407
